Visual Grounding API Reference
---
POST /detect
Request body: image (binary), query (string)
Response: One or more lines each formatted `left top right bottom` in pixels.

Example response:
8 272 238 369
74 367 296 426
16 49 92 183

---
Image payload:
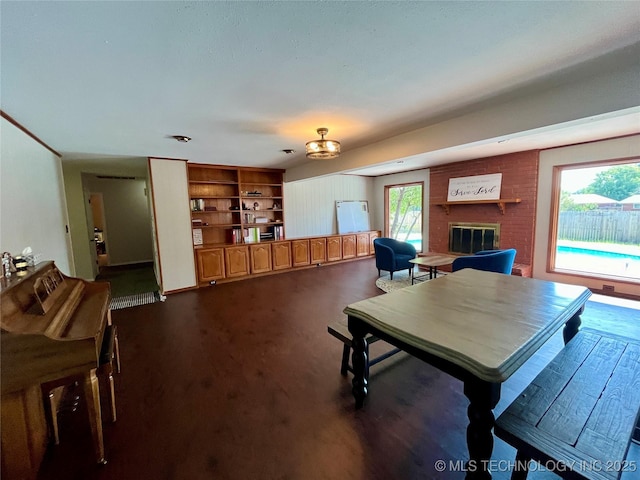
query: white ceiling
2 1 640 177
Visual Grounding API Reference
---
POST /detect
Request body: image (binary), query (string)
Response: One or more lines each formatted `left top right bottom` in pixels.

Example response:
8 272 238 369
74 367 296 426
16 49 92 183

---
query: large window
550 160 640 282
384 182 423 252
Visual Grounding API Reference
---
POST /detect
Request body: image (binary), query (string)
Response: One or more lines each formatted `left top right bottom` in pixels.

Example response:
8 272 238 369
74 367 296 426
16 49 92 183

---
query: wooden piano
1 261 111 479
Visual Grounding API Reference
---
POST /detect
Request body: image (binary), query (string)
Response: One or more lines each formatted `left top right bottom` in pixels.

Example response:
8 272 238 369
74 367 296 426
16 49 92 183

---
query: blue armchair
373 237 417 279
451 249 517 274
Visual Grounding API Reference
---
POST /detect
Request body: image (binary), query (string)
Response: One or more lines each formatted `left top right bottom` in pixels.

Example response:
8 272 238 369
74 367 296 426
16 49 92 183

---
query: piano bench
44 325 120 445
98 325 118 423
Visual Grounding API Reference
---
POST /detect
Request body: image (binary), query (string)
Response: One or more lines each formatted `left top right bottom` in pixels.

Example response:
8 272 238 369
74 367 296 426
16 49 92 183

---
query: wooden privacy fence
558 210 640 244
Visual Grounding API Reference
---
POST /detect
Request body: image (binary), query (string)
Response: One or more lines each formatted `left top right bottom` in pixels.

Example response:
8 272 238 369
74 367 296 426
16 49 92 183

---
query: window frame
547 157 640 283
384 181 424 251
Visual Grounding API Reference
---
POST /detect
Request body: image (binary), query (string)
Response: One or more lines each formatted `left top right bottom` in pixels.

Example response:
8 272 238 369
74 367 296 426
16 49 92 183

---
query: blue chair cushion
395 254 414 266
451 249 516 275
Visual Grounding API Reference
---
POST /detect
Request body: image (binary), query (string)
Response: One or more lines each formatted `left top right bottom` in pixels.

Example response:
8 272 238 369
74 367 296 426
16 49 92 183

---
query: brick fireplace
429 150 539 273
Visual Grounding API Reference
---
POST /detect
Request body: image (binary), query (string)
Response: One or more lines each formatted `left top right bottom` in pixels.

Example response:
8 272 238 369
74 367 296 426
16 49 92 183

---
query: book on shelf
190 199 205 211
228 228 242 244
192 228 203 245
243 227 260 243
271 225 284 240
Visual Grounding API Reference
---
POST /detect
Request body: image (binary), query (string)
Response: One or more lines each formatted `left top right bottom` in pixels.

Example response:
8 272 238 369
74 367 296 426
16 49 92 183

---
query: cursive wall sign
447 173 502 202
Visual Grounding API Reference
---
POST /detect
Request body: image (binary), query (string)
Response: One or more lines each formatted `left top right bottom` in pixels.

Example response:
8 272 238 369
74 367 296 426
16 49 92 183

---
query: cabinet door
342 235 356 259
224 246 250 278
292 239 310 267
271 242 292 270
310 238 326 264
326 236 342 262
356 233 370 257
196 248 226 282
249 244 272 274
369 231 380 254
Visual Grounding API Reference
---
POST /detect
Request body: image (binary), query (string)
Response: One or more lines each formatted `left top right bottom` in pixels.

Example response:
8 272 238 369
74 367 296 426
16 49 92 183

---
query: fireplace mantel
434 198 521 215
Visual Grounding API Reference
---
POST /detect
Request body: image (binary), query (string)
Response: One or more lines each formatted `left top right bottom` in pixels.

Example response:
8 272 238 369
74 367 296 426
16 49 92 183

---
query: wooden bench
495 329 640 480
327 318 401 375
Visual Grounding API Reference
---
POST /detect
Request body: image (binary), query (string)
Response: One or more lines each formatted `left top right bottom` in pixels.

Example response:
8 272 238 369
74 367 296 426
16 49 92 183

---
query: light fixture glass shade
306 128 341 159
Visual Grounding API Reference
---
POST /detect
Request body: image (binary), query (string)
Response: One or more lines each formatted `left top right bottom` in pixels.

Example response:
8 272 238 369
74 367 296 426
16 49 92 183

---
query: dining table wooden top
344 268 592 383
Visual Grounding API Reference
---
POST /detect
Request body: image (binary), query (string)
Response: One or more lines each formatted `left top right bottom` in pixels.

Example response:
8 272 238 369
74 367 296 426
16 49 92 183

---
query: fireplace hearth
449 222 500 254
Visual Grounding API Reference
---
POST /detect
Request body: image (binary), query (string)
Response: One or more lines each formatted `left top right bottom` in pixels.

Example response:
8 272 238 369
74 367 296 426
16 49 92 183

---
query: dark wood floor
37 258 640 480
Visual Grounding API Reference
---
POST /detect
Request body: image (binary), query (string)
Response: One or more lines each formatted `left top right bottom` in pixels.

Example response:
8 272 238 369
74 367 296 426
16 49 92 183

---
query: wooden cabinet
193 231 378 286
326 236 342 262
310 238 326 264
342 234 356 259
196 248 225 282
271 241 292 270
224 246 250 278
249 244 272 274
369 231 380 254
189 164 284 284
292 239 310 267
356 233 370 257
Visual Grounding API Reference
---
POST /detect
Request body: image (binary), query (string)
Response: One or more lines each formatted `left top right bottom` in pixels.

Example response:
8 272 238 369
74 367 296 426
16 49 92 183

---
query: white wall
283 175 375 237
0 117 72 274
85 175 153 266
373 169 430 250
148 158 196 293
534 135 640 297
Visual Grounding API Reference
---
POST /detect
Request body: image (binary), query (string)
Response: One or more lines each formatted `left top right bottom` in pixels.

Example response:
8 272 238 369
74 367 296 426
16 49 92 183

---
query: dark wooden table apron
345 270 590 480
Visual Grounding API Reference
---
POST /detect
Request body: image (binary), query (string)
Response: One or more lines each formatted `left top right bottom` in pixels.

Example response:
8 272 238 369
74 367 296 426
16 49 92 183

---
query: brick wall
429 150 539 267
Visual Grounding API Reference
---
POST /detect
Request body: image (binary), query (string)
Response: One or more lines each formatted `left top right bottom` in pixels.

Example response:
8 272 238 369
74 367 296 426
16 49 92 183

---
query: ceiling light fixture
305 128 341 159
172 135 192 143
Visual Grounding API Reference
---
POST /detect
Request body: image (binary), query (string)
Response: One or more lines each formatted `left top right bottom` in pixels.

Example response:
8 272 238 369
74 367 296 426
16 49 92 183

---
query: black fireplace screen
449 223 500 254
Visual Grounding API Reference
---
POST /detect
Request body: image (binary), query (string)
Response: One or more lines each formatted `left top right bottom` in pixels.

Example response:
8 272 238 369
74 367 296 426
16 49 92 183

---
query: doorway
90 193 108 267
384 182 424 252
81 173 156 284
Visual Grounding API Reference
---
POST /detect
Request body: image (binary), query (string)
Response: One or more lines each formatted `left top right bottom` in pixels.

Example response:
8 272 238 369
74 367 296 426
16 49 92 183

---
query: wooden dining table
344 268 592 479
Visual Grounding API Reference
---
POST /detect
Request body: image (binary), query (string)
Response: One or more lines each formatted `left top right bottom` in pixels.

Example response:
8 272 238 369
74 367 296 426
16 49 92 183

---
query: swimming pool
555 245 640 280
407 238 423 250
557 245 640 262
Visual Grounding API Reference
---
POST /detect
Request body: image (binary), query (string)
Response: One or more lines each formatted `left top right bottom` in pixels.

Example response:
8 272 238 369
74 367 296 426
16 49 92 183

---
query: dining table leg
563 309 582 345
348 317 369 409
463 378 501 480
